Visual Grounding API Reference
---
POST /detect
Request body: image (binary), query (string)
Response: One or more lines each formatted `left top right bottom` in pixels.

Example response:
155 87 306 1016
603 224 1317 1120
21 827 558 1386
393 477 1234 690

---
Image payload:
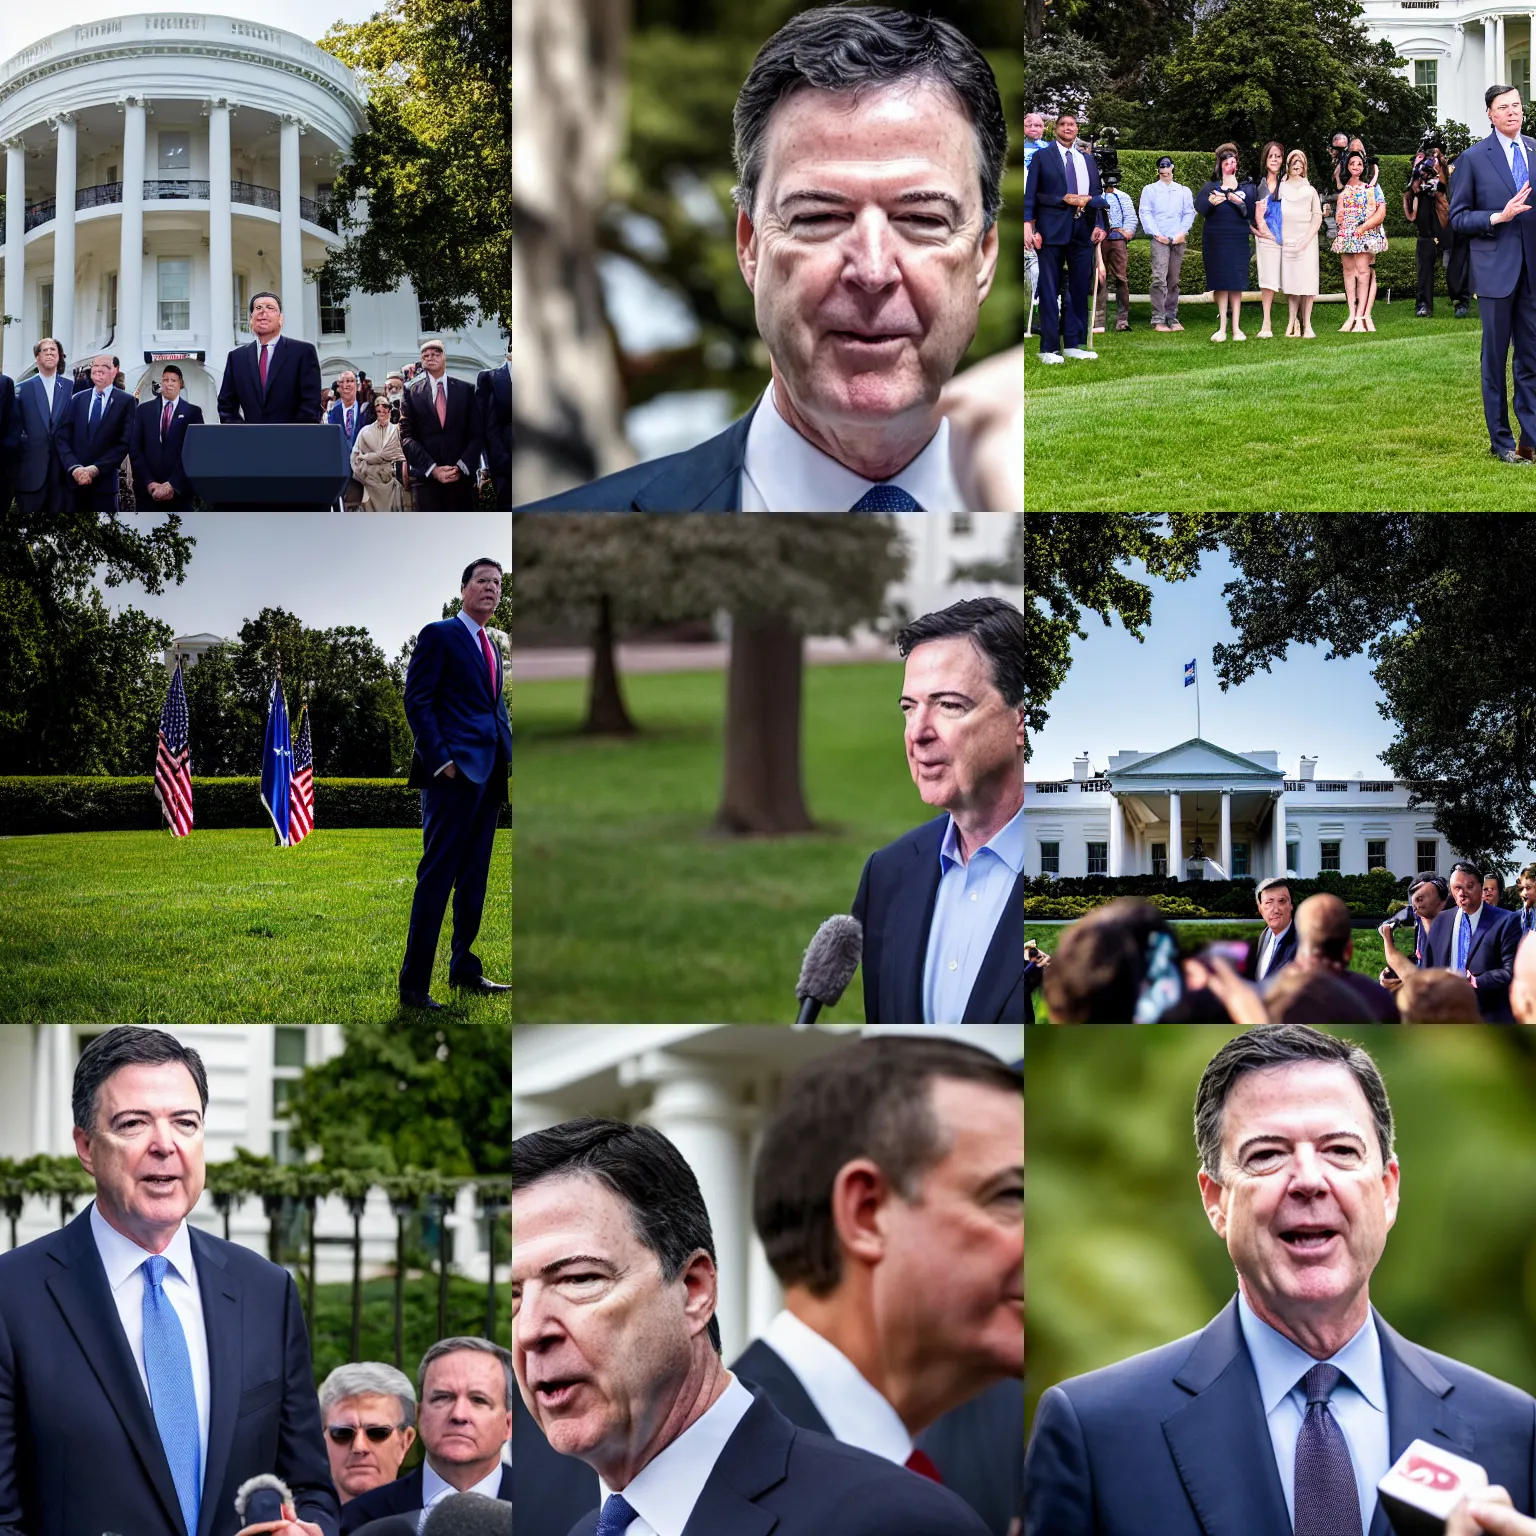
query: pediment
1109 738 1284 781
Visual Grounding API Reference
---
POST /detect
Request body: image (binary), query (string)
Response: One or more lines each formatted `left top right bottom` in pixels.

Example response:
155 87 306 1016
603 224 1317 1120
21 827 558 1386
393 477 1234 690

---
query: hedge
0 776 512 836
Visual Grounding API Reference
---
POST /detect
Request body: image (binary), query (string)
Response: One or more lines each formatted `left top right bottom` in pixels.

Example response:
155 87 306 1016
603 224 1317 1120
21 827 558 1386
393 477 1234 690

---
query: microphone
794 914 863 1025
1377 1438 1489 1535
423 1493 513 1535
235 1473 294 1527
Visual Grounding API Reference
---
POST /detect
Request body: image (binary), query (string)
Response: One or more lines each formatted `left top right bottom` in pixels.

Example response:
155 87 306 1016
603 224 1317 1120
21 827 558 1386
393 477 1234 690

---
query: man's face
1519 875 1536 907
512 1175 712 1468
325 1393 415 1501
418 1351 511 1473
1490 90 1524 134
1450 870 1484 913
872 1079 1023 1383
421 344 447 378
900 635 1024 815
1198 1062 1398 1345
1158 165 1173 182
737 82 998 439
1484 876 1503 907
160 371 183 400
250 297 282 338
1411 882 1445 920
1257 886 1293 933
337 373 358 404
1332 135 1348 150
461 564 502 625
36 340 59 373
72 1062 206 1249
90 357 115 390
1055 116 1078 146
1023 113 1044 142
1514 933 1536 1023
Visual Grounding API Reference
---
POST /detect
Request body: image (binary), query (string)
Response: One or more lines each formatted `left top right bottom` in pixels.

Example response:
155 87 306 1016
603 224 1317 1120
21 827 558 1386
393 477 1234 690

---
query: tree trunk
713 611 814 836
1025 0 1045 44
583 591 637 735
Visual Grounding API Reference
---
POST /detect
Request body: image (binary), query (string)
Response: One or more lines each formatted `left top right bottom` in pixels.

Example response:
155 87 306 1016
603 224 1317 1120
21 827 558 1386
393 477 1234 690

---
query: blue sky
0 2 382 53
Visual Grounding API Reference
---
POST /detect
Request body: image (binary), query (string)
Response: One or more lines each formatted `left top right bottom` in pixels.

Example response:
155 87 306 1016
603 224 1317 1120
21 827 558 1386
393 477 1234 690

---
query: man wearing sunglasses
319 1363 418 1505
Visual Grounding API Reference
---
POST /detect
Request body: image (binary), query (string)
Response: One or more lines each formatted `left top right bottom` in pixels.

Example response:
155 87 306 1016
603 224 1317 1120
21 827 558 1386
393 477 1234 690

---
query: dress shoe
1039 350 1065 364
451 974 511 994
1518 443 1535 462
1415 305 1429 317
1455 302 1469 318
400 989 444 1009
1491 447 1529 464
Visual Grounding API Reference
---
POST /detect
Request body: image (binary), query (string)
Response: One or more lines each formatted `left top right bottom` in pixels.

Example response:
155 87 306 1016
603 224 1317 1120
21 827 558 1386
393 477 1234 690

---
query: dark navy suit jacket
1450 130 1536 297
1024 1298 1536 1536
0 1206 341 1536
56 385 135 511
217 334 324 423
14 372 76 496
326 397 370 450
404 617 512 792
1255 921 1298 979
0 374 20 497
476 363 511 505
1022 141 1106 248
511 1386 598 1536
565 1386 987 1536
851 814 1024 1023
732 1340 1022 1536
130 395 206 503
340 1463 512 1531
1423 901 1521 1019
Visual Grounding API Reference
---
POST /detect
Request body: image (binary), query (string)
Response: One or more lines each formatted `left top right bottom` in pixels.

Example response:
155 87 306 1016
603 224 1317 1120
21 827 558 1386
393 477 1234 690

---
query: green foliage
1022 31 1113 121
318 0 510 332
285 1022 512 1176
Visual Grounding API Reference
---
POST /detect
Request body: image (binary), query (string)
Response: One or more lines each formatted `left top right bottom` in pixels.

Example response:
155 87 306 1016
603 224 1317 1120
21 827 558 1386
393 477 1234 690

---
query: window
950 513 973 536
1417 839 1438 873
1286 840 1299 873
1367 839 1388 871
271 1027 306 1164
234 272 250 334
1151 841 1167 877
318 274 348 335
1515 57 1530 107
1415 59 1439 118
158 131 190 174
40 281 52 341
158 258 190 329
1320 840 1341 872
417 297 438 333
1233 842 1249 878
106 272 117 330
106 163 119 185
1086 841 1107 875
1040 841 1060 875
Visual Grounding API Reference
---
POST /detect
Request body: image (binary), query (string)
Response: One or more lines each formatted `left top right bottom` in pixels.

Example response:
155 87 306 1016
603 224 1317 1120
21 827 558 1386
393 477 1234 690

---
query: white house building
1024 737 1467 881
0 13 505 419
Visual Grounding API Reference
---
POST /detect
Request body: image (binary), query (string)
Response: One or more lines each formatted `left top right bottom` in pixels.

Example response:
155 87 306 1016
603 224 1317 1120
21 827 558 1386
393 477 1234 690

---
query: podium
182 423 352 508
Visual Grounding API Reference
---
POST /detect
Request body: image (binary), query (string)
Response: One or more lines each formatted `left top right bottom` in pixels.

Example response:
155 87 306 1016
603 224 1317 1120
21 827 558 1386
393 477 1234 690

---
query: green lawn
0 827 509 1022
513 663 922 1022
1024 298 1536 510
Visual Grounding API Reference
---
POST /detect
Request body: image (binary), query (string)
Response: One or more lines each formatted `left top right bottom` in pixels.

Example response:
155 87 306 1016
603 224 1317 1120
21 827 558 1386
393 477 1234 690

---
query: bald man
1258 892 1397 1021
1514 931 1536 1023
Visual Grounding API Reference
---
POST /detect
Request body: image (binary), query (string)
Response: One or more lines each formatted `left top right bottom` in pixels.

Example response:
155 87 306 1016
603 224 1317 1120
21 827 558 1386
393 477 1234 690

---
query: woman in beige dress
1279 150 1323 338
1252 140 1286 337
350 395 405 510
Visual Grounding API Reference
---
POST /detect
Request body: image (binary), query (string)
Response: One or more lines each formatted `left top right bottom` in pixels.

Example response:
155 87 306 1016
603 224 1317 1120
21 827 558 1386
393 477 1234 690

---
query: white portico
1025 737 1466 881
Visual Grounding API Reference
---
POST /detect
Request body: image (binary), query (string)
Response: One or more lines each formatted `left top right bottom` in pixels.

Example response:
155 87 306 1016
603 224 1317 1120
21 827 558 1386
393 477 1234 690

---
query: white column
1450 25 1466 128
1108 794 1124 878
4 140 25 380
1167 792 1182 877
743 1090 781 1345
1488 17 1500 93
207 101 233 362
1272 791 1288 876
51 114 77 359
119 97 145 359
1219 791 1232 876
279 114 304 339
1498 13 1508 82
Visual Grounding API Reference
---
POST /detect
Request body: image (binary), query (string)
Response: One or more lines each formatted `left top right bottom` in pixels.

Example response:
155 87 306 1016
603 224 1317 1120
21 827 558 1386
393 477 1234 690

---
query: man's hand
1090 226 1105 244
1497 183 1532 224
442 762 459 779
432 464 460 483
1172 230 1187 243
236 1506 324 1536
1153 232 1170 245
71 466 91 485
1030 230 1043 249
1378 920 1396 943
151 482 174 501
1447 1487 1536 1536
1062 192 1090 209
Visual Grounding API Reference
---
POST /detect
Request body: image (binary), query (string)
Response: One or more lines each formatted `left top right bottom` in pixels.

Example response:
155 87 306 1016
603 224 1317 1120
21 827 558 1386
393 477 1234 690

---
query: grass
513 662 924 1022
0 827 509 1022
1024 297 1536 510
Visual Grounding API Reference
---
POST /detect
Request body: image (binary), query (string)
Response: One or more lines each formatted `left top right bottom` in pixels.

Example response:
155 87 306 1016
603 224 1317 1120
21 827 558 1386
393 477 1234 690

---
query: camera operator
1321 131 1349 237
1405 137 1452 315
1090 137 1137 333
1377 871 1449 984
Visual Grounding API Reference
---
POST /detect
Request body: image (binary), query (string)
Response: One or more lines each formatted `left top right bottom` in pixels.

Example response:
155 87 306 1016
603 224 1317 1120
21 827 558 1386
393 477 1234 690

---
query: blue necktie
1293 1364 1362 1536
141 1255 202 1536
595 1493 637 1536
1515 138 1529 190
849 484 922 511
1456 914 1470 971
90 392 103 436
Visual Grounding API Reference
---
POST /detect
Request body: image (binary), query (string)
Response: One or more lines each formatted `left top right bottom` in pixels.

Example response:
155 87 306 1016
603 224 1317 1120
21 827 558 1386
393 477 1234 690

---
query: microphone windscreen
351 1520 422 1536
423 1494 513 1536
235 1473 293 1525
795 914 863 1005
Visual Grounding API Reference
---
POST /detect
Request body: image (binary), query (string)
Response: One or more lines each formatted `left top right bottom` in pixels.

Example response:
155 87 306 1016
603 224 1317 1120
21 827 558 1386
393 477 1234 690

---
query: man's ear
737 208 759 292
975 221 1000 305
830 1158 894 1269
1197 1170 1229 1238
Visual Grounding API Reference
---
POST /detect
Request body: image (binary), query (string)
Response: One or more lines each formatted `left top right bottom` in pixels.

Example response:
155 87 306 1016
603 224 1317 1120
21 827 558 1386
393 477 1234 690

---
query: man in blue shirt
1023 112 1045 332
1137 157 1196 331
1093 174 1138 332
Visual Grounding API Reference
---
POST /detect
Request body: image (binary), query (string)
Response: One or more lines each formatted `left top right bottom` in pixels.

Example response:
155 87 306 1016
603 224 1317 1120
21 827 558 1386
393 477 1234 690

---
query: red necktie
259 344 269 391
478 627 497 698
436 380 448 428
161 401 172 440
904 1449 943 1483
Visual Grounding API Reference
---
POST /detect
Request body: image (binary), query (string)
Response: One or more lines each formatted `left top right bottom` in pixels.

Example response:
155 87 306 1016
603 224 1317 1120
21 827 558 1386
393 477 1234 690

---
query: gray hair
318 1362 417 1428
418 1336 515 1410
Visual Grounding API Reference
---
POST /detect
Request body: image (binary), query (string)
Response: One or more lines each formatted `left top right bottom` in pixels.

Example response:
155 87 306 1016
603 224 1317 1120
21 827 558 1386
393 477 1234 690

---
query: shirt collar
598 1373 756 1536
1237 1290 1385 1416
939 799 1025 874
456 608 485 641
421 1457 505 1506
742 383 958 512
90 1199 196 1292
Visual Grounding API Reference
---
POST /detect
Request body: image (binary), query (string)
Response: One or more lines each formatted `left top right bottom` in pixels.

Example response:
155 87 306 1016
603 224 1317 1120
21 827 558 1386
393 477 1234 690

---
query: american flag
289 705 314 845
154 660 194 837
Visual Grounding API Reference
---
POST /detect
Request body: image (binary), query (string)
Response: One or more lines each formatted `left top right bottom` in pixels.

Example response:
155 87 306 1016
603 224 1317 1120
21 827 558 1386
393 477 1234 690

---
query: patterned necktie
1293 1364 1361 1536
1066 148 1079 195
436 380 448 428
346 405 354 438
594 1493 637 1536
849 483 922 511
162 401 173 441
141 1255 202 1536
479 627 498 698
905 1448 943 1483
1515 138 1529 190
259 343 270 392
1456 913 1470 971
90 392 103 436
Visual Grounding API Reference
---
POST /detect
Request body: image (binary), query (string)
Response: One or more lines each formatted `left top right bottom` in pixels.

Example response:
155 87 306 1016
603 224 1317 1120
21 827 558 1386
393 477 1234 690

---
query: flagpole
1196 669 1202 740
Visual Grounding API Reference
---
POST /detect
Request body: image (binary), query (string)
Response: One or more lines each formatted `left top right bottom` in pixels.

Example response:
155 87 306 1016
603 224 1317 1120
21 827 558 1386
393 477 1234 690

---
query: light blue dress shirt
1236 1291 1389 1535
922 801 1023 1023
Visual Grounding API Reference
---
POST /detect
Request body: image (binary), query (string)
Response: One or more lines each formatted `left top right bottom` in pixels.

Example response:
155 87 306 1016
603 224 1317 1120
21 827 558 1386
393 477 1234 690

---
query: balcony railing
300 195 335 229
232 180 280 211
1081 777 1111 791
24 197 53 231
143 179 211 201
77 181 123 210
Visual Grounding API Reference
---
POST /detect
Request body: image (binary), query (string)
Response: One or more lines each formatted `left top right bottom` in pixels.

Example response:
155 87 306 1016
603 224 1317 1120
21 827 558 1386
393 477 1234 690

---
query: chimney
1073 753 1091 782
1298 756 1318 780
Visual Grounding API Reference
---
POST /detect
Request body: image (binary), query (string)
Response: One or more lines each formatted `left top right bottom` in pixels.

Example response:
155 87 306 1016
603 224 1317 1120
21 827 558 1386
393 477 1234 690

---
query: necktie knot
595 1492 637 1536
143 1253 169 1287
848 483 922 511
1301 1362 1344 1406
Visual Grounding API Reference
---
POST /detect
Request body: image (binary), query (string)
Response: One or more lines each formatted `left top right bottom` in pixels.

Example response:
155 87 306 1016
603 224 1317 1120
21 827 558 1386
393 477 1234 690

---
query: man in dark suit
1022 109 1106 365
401 341 482 510
1422 859 1522 1019
1025 1024 1536 1536
129 363 204 510
475 350 510 507
0 363 20 512
217 291 324 425
510 1387 598 1536
733 1036 1023 1536
14 336 76 514
513 1117 989 1536
339 1339 512 1531
327 370 369 508
1253 875 1299 981
852 598 1024 1023
0 1026 340 1536
1449 85 1536 463
400 558 512 1008
518 8 1003 512
56 352 135 512
1258 893 1396 1021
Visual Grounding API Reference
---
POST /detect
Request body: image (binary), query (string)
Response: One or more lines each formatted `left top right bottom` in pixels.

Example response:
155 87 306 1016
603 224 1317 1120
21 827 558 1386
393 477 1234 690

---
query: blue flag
260 676 292 847
1184 659 1197 688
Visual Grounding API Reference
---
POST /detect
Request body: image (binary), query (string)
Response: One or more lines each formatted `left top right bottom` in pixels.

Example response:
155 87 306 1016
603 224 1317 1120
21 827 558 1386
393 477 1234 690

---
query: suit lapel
634 408 754 511
962 871 1024 1022
679 1390 788 1536
192 1229 243 1536
891 820 944 1024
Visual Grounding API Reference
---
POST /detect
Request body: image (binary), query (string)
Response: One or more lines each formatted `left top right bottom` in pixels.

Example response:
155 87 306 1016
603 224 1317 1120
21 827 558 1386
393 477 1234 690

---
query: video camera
1386 905 1416 930
1412 127 1445 193
1085 126 1121 188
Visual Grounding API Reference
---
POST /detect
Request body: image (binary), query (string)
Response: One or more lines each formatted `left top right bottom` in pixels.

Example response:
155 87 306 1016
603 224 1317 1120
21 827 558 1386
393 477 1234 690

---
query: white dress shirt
596 1372 756 1536
762 1309 912 1464
419 1459 507 1531
1256 922 1293 980
38 370 58 417
1057 140 1092 190
740 383 961 512
90 1201 211 1493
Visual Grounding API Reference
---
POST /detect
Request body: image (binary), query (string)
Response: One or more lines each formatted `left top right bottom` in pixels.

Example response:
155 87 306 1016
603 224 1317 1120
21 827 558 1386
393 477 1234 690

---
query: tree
318 0 511 334
1208 514 1536 866
1022 32 1114 121
952 514 1023 586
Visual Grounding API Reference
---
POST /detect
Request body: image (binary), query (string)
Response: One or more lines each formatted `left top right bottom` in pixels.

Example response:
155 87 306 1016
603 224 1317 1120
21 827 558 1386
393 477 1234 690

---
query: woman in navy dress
1195 143 1254 342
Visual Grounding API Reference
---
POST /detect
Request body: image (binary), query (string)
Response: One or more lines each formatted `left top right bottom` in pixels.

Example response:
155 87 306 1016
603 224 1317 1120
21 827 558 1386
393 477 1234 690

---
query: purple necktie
1066 149 1079 195
1293 1364 1363 1536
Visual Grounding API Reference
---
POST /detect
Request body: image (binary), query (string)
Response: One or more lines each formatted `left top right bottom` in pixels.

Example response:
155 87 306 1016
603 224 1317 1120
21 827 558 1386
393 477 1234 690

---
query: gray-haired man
319 1361 418 1505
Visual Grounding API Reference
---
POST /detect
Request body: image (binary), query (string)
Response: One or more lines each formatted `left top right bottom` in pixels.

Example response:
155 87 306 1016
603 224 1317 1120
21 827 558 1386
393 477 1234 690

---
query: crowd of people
1026 861 1536 1024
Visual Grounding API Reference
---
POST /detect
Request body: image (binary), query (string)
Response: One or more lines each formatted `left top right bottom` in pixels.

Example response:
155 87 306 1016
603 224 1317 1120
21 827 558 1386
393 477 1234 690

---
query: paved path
515 638 899 681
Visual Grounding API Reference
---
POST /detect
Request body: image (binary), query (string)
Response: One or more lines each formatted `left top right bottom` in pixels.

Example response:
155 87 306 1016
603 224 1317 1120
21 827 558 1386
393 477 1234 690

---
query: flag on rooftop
260 676 293 847
154 660 194 837
289 704 314 846
1184 659 1197 688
